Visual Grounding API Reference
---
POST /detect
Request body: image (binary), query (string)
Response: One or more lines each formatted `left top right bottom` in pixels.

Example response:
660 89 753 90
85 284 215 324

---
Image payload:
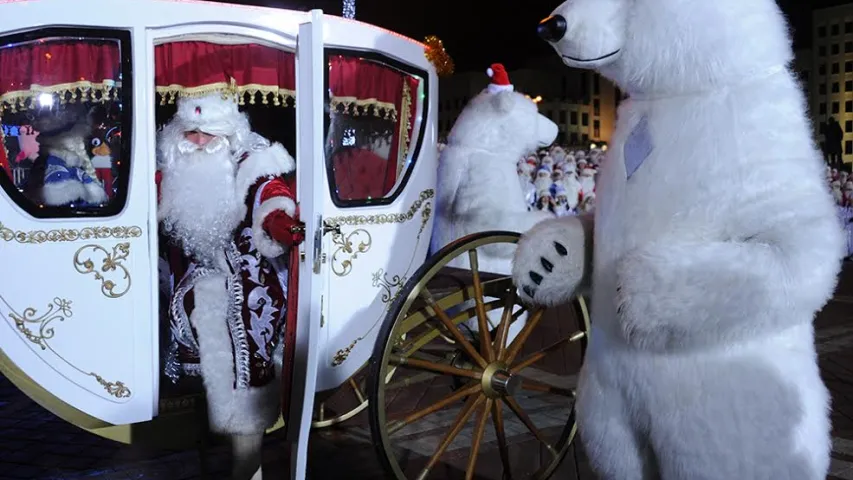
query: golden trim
330 96 398 122
0 222 142 244
324 189 435 227
156 81 296 107
332 340 358 367
0 80 118 115
373 268 406 305
1 296 131 399
330 229 371 277
397 80 413 178
330 189 434 366
73 243 132 298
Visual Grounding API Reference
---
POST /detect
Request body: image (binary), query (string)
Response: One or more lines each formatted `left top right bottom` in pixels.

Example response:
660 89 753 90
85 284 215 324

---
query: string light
342 0 355 19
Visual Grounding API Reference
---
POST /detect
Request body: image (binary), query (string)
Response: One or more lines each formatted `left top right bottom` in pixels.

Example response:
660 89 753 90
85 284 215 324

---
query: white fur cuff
190 274 281 435
252 196 297 258
42 180 89 207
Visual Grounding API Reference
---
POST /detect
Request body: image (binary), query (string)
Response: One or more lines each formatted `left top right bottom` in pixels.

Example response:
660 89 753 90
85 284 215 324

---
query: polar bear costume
432 63 557 339
432 63 557 275
515 0 846 478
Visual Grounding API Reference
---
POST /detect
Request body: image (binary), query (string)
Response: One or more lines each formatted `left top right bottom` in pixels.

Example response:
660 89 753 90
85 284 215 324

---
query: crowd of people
516 144 601 215
828 166 853 259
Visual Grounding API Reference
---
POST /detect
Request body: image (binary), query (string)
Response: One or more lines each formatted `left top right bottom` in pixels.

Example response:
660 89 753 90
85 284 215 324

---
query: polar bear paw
512 218 588 307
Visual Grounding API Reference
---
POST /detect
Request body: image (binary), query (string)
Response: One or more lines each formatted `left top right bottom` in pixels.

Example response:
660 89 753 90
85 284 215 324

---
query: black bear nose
538 15 567 43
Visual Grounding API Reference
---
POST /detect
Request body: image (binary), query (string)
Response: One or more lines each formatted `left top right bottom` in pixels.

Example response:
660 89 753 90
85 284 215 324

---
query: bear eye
91 138 101 147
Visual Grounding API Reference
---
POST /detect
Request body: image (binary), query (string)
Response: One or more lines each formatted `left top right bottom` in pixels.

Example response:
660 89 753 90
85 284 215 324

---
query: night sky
222 0 837 71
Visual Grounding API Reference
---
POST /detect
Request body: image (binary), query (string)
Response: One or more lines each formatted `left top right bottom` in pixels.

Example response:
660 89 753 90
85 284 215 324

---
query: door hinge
313 214 324 274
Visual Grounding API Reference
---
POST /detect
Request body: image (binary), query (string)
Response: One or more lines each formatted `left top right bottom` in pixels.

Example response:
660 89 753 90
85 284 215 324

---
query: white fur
432 89 557 274
516 0 847 478
42 178 106 206
39 138 106 207
252 195 296 258
159 146 245 266
176 93 249 138
190 274 281 435
236 142 295 199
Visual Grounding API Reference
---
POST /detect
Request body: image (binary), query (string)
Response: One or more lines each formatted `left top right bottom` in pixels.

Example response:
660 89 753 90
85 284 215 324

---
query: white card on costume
624 115 652 179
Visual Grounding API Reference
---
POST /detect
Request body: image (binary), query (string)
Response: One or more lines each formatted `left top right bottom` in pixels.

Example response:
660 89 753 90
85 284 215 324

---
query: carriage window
324 52 427 206
0 30 131 218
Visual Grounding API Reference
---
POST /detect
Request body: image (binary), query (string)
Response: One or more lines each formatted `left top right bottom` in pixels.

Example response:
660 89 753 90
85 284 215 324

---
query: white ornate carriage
0 1 589 478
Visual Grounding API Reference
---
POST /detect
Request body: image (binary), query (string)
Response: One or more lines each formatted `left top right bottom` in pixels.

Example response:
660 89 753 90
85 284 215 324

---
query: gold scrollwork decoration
1 296 132 399
73 243 132 298
330 190 435 367
0 222 142 244
372 268 406 305
331 229 372 277
324 189 435 227
332 340 358 367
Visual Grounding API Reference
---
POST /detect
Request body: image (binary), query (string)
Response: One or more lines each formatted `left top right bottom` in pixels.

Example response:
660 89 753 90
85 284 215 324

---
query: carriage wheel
312 364 371 428
312 337 404 429
368 232 590 480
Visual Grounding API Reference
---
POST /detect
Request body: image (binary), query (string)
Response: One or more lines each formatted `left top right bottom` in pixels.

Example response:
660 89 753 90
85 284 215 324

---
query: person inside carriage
153 39 306 480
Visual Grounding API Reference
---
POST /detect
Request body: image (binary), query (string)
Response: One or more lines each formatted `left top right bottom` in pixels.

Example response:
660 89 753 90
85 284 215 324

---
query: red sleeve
254 177 302 252
259 177 295 208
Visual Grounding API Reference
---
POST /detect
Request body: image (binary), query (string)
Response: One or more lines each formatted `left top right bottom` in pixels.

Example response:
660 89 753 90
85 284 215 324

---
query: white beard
159 141 245 267
534 176 552 191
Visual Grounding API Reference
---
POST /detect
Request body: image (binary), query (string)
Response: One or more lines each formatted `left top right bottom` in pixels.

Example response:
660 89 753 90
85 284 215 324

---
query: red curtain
329 55 421 198
0 40 120 110
328 55 402 114
154 42 295 104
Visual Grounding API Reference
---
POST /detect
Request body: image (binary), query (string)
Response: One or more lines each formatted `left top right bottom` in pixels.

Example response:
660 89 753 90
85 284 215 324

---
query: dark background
211 0 835 71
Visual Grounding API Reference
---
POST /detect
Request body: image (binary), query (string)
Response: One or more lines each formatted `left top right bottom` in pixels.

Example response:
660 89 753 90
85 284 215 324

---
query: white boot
231 433 264 480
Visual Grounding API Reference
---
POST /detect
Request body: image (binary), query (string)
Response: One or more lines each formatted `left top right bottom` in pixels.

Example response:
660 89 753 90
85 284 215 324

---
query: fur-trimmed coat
157 143 299 435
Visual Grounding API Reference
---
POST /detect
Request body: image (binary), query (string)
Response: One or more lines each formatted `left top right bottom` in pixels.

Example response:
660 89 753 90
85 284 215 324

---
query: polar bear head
537 0 793 95
448 64 558 158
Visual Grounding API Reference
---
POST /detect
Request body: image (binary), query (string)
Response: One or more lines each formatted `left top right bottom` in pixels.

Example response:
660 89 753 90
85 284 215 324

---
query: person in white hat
535 187 554 212
579 165 596 196
552 183 573 216
157 91 304 480
534 164 553 192
28 105 108 207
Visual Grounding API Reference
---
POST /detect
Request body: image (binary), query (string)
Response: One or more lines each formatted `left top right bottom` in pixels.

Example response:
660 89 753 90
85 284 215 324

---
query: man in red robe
156 92 303 480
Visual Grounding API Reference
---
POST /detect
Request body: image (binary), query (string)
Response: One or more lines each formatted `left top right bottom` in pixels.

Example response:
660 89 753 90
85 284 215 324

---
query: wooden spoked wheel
368 232 590 480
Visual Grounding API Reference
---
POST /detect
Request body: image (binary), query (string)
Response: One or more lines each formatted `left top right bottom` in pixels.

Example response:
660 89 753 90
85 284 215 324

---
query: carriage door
0 27 157 426
314 24 436 393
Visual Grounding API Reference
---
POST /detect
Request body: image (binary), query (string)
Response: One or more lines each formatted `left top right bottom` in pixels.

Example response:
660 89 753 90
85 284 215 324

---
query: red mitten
263 210 306 247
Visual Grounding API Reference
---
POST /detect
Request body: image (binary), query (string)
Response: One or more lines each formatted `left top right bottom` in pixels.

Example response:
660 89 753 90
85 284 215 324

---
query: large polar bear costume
431 63 558 274
513 1 846 479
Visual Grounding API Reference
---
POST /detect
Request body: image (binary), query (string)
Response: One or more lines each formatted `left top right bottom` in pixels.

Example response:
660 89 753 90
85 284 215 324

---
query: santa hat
526 156 538 166
553 184 568 197
537 188 552 198
173 92 248 138
486 63 514 94
536 165 552 175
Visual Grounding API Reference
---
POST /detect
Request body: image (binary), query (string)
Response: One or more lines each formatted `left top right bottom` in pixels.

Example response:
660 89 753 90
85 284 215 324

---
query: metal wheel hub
481 363 520 399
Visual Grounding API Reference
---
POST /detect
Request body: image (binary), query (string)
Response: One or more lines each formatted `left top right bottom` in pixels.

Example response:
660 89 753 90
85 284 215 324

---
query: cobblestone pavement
0 262 852 479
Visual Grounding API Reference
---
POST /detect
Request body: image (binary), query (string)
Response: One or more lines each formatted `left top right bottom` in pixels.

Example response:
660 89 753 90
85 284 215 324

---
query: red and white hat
486 63 513 94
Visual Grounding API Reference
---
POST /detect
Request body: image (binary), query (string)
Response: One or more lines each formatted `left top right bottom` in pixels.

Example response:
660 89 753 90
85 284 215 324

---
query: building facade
438 56 620 149
810 4 853 165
